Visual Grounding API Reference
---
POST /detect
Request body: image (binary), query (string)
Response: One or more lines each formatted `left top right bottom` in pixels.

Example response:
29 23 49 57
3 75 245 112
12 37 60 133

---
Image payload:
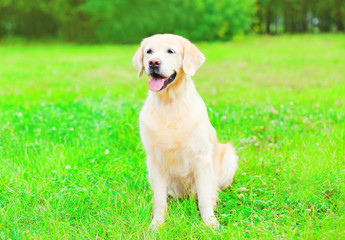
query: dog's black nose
149 58 161 68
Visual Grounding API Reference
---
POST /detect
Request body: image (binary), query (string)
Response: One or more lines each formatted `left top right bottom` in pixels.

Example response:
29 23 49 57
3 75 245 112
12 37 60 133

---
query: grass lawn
0 34 344 239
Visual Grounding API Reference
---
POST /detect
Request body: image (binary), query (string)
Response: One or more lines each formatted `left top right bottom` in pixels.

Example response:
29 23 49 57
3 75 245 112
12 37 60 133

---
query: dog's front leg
194 158 219 228
147 159 168 229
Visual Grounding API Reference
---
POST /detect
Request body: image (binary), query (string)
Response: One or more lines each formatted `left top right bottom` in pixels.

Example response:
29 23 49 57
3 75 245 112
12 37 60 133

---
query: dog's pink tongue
149 78 165 91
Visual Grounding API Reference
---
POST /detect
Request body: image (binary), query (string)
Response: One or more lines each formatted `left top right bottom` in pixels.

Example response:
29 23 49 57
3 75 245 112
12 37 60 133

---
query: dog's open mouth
149 72 177 91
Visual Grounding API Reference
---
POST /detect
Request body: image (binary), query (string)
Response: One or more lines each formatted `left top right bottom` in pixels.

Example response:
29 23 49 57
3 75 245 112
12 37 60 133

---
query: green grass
0 34 345 239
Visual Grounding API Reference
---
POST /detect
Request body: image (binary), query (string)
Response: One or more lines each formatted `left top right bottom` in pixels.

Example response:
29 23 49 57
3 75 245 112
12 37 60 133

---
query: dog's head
132 34 205 92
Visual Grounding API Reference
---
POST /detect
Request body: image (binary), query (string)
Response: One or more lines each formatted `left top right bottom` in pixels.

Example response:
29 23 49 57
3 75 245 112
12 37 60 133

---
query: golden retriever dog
132 34 238 229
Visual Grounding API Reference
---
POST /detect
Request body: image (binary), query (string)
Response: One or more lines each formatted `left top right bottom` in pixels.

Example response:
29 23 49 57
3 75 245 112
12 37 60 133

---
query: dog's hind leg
214 143 238 190
168 180 186 198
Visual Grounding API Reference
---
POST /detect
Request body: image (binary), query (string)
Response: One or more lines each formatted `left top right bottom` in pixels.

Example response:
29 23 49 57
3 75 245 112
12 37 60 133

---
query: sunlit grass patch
0 34 344 239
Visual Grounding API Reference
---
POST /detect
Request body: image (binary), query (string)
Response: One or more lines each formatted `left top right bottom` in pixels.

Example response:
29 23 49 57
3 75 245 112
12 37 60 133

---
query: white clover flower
238 187 249 192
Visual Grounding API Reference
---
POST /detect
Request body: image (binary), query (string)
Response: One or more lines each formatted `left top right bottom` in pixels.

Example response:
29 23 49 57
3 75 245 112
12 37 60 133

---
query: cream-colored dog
133 34 238 229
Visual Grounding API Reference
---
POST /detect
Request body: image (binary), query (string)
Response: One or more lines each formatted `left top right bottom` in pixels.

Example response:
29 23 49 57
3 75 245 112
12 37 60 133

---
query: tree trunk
266 8 271 34
283 1 292 33
335 0 344 31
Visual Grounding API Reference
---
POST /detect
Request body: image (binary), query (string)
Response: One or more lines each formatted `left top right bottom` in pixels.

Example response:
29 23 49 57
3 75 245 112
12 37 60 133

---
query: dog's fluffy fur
133 34 238 228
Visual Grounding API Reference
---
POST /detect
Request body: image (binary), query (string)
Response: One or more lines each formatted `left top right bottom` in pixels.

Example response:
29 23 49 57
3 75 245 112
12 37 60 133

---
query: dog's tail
214 142 238 190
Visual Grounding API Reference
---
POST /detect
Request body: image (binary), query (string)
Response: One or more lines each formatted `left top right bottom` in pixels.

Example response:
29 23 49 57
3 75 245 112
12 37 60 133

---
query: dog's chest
139 96 207 151
140 110 199 151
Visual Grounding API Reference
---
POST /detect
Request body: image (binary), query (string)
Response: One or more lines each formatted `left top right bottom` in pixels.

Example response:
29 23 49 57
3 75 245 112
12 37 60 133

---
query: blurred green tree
80 0 256 43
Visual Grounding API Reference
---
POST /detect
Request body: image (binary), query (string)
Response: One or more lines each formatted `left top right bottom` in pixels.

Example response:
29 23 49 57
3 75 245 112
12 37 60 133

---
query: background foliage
0 0 343 43
0 0 255 43
256 0 345 34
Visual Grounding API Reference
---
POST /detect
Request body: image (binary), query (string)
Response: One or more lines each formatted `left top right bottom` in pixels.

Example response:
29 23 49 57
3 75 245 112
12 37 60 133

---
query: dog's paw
149 218 164 230
204 216 220 229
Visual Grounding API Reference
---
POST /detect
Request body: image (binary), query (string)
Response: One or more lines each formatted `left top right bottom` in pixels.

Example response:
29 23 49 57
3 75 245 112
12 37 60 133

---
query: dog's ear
183 41 206 76
132 45 144 77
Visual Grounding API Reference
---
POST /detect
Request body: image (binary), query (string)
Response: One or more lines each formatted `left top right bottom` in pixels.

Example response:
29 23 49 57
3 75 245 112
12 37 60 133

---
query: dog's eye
146 49 153 54
167 49 175 54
